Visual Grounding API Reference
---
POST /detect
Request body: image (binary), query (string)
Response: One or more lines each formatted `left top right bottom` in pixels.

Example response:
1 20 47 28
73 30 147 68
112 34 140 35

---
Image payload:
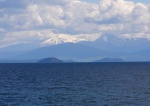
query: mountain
0 33 100 60
38 34 87 47
80 34 150 53
1 34 150 62
38 57 63 63
34 33 100 47
15 43 109 61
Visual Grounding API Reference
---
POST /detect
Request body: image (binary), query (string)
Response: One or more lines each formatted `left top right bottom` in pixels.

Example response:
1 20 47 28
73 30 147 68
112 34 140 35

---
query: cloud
0 29 101 48
0 0 150 47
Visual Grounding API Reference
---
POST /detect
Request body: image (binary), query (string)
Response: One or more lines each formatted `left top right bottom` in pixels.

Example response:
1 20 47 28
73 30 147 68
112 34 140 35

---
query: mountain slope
1 34 150 61
80 34 150 53
15 43 109 61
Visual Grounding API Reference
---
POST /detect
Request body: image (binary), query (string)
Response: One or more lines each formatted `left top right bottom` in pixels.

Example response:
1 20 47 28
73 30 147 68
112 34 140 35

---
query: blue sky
0 0 150 48
130 0 150 3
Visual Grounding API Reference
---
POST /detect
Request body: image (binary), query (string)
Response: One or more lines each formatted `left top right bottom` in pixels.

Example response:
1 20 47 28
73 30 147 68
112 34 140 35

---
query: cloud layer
0 0 150 47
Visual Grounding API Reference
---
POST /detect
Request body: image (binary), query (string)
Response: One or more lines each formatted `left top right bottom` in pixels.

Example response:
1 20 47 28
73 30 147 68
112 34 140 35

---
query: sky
81 0 150 3
0 0 150 48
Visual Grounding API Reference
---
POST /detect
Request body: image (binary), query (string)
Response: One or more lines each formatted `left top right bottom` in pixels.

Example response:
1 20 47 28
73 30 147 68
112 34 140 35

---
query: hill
38 57 63 63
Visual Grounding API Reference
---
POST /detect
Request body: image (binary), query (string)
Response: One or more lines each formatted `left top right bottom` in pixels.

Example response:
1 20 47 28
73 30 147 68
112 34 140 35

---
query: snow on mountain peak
34 33 101 47
40 34 87 46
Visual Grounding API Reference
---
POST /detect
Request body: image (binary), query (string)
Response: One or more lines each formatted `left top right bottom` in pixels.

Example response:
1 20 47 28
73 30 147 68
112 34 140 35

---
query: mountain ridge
1 34 150 61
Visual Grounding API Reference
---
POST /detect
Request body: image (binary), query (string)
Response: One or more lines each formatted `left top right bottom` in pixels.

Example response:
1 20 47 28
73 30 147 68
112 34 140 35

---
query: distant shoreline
1 62 150 64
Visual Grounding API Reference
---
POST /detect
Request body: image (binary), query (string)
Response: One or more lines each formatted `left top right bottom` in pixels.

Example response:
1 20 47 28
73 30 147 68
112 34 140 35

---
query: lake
0 63 150 106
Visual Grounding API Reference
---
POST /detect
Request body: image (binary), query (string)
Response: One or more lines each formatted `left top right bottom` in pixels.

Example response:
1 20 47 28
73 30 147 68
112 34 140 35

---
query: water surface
0 63 150 106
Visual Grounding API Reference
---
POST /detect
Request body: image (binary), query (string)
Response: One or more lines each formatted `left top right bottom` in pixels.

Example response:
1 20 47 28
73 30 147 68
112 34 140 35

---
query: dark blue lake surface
0 63 150 106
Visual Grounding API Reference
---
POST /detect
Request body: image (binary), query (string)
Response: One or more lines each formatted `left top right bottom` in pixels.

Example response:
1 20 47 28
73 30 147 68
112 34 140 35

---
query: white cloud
0 29 101 48
0 0 150 47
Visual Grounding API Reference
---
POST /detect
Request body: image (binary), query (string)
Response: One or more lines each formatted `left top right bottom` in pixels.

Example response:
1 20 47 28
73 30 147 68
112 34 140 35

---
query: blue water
0 63 150 106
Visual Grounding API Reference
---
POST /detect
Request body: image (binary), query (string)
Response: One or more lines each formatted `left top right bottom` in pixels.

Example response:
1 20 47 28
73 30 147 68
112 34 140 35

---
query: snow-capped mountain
34 33 101 47
80 34 150 53
1 33 150 61
39 34 87 47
